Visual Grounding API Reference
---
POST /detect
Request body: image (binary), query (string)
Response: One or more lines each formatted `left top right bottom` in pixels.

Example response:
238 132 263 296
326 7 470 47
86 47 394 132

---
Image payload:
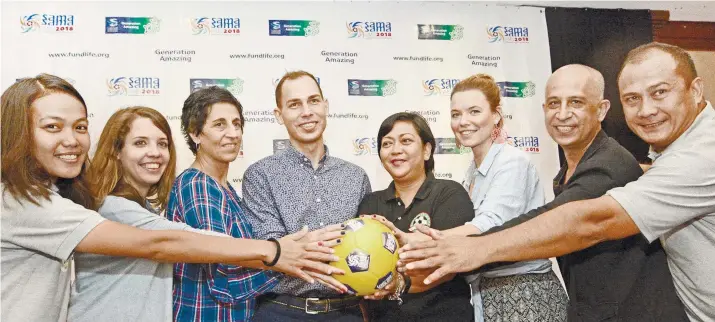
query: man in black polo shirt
406 64 687 321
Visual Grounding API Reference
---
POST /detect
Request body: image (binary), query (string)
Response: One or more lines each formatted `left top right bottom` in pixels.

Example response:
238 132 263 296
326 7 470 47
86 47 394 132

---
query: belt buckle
304 297 325 315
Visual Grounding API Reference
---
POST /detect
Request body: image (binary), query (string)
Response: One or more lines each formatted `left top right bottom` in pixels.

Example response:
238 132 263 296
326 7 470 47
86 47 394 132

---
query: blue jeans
252 299 365 322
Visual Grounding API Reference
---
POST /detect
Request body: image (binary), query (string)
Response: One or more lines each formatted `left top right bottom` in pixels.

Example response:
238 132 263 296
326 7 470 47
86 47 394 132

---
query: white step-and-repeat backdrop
2 1 559 200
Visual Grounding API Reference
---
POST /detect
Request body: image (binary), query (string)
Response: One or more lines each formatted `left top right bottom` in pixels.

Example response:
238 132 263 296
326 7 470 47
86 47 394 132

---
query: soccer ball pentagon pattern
329 218 400 296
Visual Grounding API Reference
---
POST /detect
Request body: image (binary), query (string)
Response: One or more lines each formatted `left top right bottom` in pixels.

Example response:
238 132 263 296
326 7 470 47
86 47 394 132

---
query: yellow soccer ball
330 217 400 296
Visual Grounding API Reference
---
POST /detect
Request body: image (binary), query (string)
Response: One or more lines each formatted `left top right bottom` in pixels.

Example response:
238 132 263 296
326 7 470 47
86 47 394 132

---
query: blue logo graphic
346 21 392 38
107 77 160 96
192 17 240 35
423 78 460 96
487 25 529 43
353 138 377 156
507 136 540 153
21 13 74 33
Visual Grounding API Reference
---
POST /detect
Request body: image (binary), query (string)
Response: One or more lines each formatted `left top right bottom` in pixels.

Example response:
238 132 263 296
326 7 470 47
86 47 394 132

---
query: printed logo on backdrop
192 17 240 35
434 138 471 155
190 78 244 96
21 13 74 33
107 77 160 96
496 81 536 98
322 51 358 64
487 26 529 43
467 54 501 67
106 17 160 34
404 110 439 124
47 52 110 59
434 172 453 180
347 79 397 97
507 136 540 153
353 138 378 156
156 50 196 63
346 21 392 39
244 110 277 124
273 139 291 154
417 24 463 40
269 20 320 36
423 79 460 96
394 55 444 63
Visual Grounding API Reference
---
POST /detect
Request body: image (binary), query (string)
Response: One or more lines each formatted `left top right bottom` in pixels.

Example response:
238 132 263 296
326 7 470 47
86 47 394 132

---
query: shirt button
304 157 308 161
397 202 401 206
397 217 402 220
313 175 317 179
316 198 321 203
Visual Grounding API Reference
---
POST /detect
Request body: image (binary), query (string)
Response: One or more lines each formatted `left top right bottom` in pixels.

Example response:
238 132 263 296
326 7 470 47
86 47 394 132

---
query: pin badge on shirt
409 212 432 230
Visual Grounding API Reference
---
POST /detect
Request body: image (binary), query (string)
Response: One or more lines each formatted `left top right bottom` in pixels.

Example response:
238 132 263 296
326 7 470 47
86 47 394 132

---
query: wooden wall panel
652 10 715 51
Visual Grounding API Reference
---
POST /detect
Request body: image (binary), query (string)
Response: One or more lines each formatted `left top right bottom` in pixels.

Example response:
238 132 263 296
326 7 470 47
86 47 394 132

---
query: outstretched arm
398 195 639 284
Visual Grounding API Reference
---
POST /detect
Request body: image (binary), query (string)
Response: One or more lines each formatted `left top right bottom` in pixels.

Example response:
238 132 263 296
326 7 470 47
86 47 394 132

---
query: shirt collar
476 143 505 176
648 100 713 162
284 142 331 165
554 130 608 186
381 173 436 202
580 130 609 162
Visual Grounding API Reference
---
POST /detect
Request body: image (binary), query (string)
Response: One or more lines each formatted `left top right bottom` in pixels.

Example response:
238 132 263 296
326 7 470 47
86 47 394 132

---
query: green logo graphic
435 138 471 154
496 81 536 98
106 17 160 34
417 24 463 40
347 79 397 96
190 78 244 95
269 20 320 36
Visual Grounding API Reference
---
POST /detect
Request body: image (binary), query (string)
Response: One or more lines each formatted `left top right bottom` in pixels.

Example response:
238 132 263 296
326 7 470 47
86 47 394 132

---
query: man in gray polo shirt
397 42 714 322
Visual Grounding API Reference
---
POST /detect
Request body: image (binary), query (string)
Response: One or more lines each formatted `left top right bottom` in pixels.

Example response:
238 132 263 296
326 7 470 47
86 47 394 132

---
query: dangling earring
492 123 508 144
491 126 501 141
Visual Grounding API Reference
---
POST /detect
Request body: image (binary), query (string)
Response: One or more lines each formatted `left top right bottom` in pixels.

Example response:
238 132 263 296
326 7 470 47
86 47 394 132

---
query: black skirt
369 277 474 322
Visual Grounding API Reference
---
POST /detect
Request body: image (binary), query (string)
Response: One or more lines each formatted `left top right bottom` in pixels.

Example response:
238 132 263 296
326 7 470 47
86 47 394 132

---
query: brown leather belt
264 294 362 314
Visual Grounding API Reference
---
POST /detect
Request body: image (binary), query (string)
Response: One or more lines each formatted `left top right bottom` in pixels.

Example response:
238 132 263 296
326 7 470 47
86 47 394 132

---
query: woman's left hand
360 214 432 246
296 223 346 245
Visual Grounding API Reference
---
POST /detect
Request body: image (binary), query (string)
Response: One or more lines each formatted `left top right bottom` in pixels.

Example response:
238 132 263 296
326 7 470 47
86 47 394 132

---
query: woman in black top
358 112 474 321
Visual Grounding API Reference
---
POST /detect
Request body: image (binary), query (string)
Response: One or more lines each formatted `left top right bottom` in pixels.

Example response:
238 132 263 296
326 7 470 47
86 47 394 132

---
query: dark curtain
545 7 653 164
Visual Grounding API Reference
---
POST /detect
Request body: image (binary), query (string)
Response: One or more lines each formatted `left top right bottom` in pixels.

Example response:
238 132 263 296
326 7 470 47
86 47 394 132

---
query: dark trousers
252 298 365 322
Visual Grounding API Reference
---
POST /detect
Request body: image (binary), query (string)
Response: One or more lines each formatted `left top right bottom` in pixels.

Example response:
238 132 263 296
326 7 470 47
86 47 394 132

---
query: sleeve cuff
56 215 106 261
607 189 657 242
467 215 496 233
